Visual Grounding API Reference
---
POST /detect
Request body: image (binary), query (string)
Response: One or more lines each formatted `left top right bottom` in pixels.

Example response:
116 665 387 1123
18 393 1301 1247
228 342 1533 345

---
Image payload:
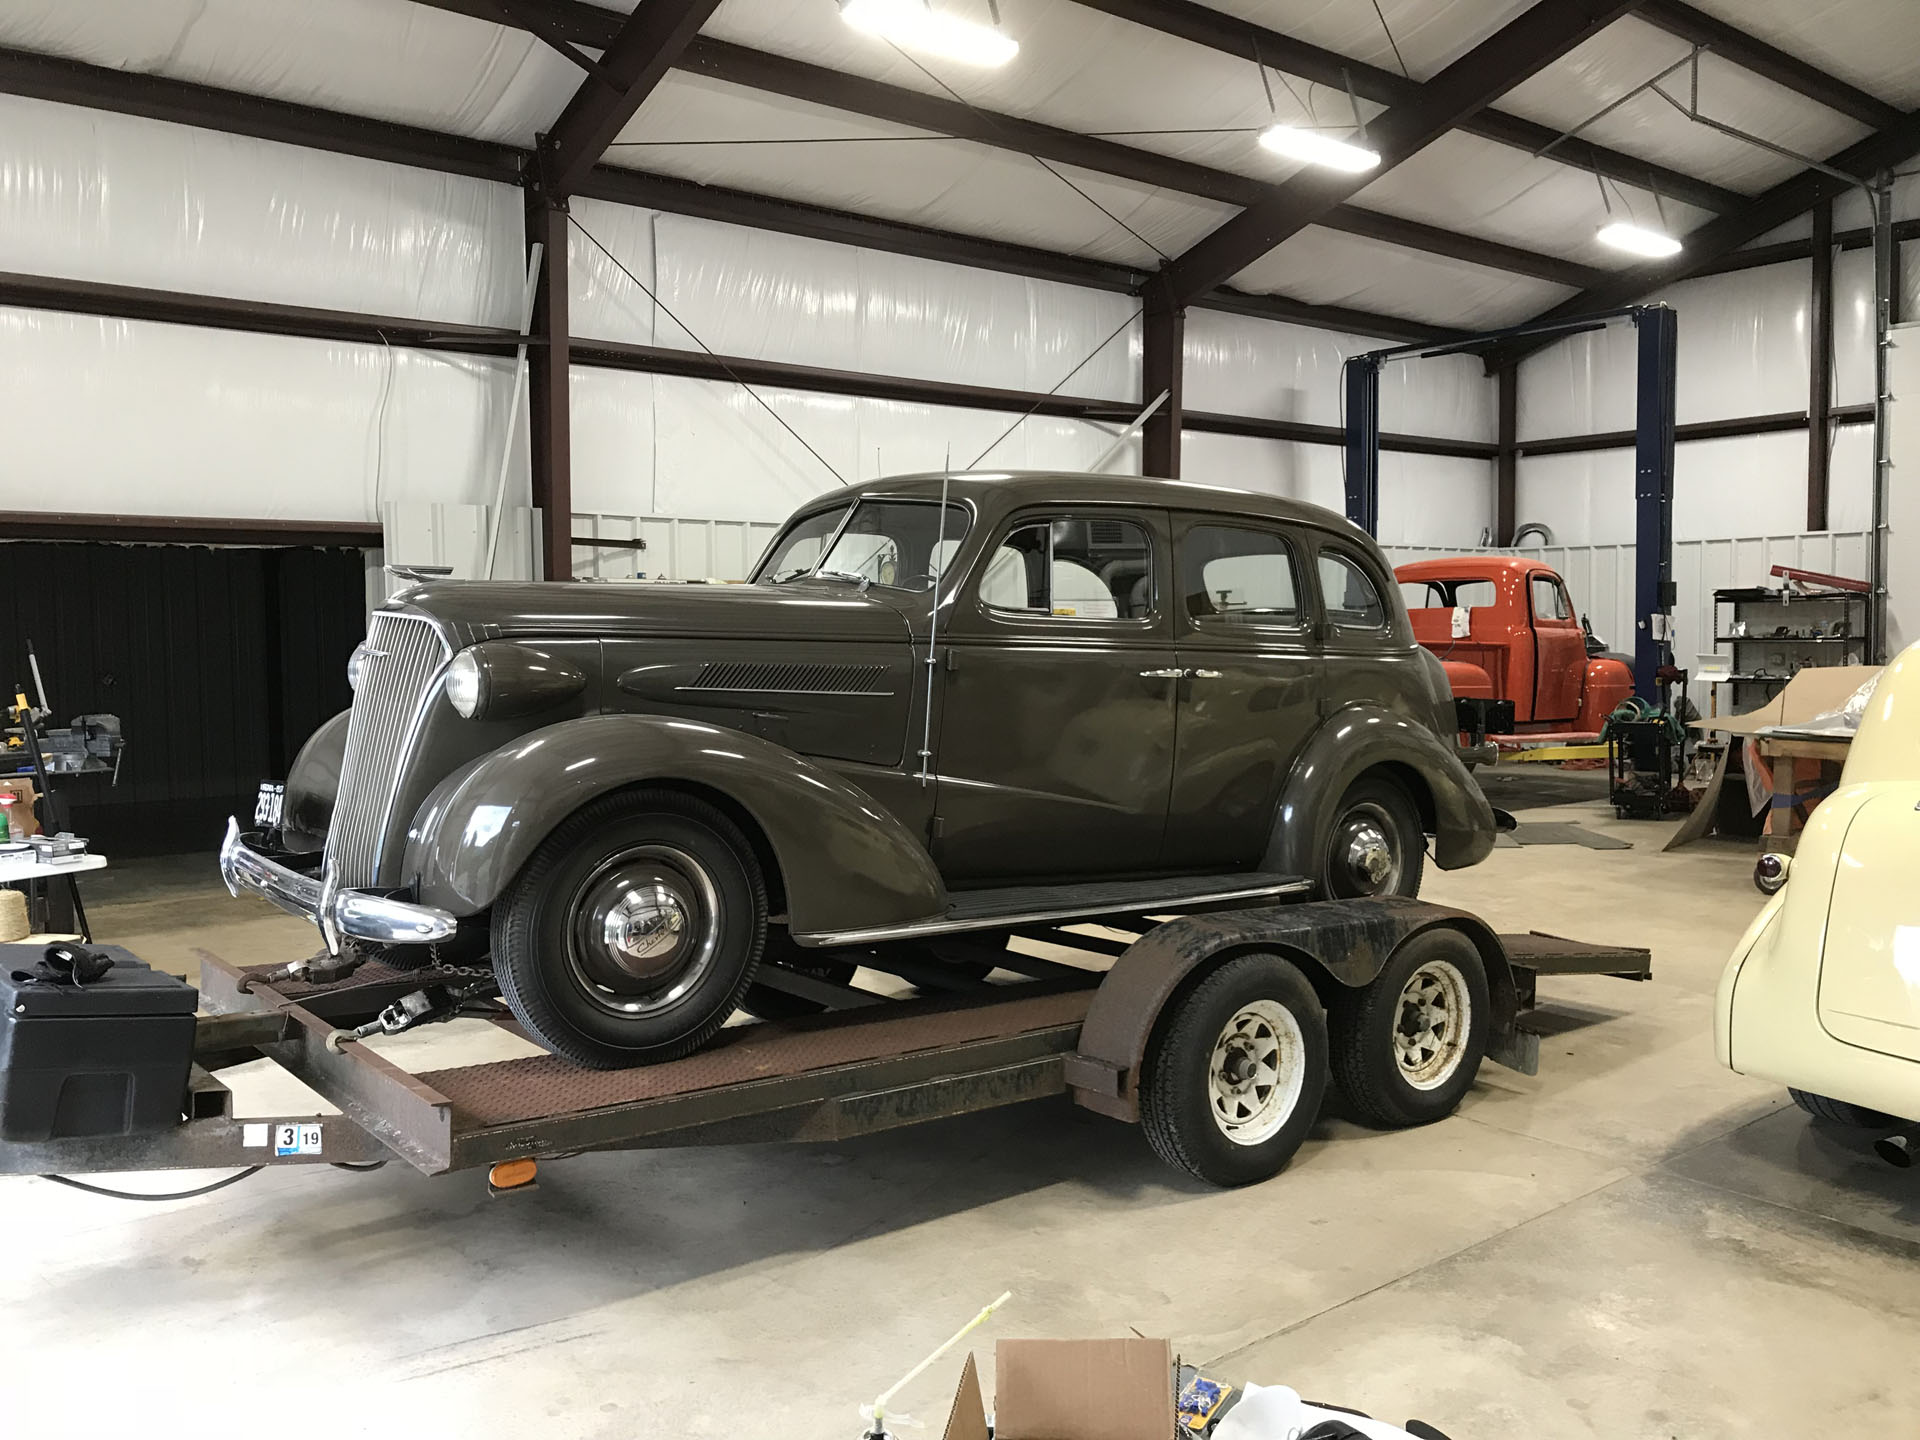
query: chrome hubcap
1332 804 1402 896
1207 1000 1307 1146
1394 959 1471 1090
567 844 719 1017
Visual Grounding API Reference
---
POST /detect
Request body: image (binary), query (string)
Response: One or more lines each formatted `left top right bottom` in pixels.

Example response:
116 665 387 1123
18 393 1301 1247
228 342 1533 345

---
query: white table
0 850 105 938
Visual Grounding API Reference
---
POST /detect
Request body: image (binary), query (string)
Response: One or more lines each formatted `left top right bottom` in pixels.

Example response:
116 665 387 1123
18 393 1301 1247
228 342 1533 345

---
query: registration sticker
274 1123 323 1157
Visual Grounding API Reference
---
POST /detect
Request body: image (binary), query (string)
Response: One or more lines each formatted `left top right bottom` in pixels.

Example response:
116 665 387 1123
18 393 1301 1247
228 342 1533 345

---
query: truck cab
1395 556 1632 742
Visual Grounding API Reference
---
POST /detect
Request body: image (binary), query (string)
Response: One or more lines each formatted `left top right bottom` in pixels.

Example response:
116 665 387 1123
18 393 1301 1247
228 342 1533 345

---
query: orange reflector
487 1159 538 1193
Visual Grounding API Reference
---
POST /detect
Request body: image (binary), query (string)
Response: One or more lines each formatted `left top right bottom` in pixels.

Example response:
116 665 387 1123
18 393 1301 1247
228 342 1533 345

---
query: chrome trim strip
793 879 1312 948
223 818 457 950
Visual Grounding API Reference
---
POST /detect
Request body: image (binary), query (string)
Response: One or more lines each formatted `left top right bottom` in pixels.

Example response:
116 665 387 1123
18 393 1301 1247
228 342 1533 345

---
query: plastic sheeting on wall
0 307 512 522
1185 310 1495 443
567 200 1141 401
1518 265 1811 439
1178 431 1493 548
572 367 1143 525
0 95 524 327
0 0 578 147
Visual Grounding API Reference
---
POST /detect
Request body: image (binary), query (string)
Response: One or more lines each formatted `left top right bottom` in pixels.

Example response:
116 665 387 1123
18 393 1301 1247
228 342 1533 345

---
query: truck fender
284 709 350 851
1064 897 1517 1121
400 713 947 935
1259 703 1498 876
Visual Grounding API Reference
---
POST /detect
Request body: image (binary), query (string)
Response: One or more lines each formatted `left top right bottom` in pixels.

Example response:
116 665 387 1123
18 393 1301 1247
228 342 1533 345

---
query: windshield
756 500 970 592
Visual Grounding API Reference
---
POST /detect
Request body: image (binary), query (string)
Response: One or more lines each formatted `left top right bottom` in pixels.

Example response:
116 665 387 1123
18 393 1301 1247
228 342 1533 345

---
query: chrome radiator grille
326 612 450 888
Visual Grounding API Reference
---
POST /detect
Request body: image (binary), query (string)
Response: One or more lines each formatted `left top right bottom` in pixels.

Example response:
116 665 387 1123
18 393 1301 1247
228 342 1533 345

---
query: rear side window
1401 578 1496 611
980 515 1153 620
1318 551 1387 629
1183 525 1300 626
1531 575 1572 621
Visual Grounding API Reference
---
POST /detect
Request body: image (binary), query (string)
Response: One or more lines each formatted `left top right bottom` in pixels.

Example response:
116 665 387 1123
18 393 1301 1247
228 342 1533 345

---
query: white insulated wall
0 94 1492 537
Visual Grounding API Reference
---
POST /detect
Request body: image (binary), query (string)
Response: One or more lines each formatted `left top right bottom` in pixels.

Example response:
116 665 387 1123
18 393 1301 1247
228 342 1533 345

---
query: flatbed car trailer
0 897 1649 1190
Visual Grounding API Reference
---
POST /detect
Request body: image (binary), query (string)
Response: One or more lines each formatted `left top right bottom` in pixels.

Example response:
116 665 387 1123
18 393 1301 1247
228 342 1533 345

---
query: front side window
1183 525 1300 626
1318 551 1387 630
980 515 1153 620
756 500 969 592
1530 574 1572 622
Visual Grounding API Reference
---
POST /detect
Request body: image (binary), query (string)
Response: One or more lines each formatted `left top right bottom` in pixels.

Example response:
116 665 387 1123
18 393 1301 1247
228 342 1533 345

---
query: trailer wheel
1320 775 1424 899
1790 1089 1896 1127
492 788 766 1068
1140 953 1327 1187
1329 928 1489 1128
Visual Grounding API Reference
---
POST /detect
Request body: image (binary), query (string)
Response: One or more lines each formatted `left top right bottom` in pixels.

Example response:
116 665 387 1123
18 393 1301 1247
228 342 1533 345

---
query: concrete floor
6 785 1918 1439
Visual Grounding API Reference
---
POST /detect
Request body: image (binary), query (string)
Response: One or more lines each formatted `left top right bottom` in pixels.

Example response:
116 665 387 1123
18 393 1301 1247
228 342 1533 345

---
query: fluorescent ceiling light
841 0 1019 68
1597 221 1682 259
1257 123 1380 174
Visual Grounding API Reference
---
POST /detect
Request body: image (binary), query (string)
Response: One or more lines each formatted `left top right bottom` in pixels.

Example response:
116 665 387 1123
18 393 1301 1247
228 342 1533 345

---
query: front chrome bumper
220 817 458 953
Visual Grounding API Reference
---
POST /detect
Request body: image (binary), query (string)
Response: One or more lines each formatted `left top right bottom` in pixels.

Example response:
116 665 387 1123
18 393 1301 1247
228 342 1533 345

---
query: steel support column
1142 297 1185 478
1342 355 1383 535
526 194 572 581
1495 365 1518 546
1808 199 1834 531
1632 306 1680 701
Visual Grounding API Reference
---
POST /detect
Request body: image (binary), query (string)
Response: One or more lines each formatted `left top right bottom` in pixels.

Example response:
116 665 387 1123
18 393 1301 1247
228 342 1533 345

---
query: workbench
0 851 104 939
1753 733 1851 854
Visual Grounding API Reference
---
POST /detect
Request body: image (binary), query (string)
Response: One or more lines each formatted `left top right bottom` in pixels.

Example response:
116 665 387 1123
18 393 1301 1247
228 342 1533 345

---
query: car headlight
347 643 370 692
445 651 483 719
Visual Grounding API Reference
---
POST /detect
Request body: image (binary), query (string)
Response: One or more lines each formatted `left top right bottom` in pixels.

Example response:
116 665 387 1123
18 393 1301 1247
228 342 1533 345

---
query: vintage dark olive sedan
223 473 1497 1067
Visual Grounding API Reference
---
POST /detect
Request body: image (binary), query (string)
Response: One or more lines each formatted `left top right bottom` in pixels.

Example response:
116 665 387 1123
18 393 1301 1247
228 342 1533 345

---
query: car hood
391 579 913 645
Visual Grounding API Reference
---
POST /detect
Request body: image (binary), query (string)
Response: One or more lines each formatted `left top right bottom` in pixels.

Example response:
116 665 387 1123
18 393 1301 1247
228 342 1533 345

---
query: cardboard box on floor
1693 665 1879 737
943 1338 1174 1440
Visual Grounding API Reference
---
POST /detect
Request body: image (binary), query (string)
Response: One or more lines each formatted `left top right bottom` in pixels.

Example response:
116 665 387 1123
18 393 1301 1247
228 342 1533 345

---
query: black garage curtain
0 542 366 856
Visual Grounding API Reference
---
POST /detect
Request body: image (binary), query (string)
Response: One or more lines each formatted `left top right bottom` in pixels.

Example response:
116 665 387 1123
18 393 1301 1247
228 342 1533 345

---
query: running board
795 873 1311 948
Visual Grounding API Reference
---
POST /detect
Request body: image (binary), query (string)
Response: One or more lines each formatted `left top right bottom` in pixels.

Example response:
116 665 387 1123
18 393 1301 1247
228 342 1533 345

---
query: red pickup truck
1395 556 1633 747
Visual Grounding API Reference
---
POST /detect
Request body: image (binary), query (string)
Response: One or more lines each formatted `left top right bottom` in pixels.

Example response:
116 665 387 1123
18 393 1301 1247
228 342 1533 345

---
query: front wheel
492 788 766 1068
1319 775 1425 899
1139 953 1328 1187
1328 928 1489 1128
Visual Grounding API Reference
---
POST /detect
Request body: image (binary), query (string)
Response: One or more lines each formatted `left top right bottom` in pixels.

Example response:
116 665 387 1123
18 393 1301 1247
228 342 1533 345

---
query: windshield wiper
809 569 873 591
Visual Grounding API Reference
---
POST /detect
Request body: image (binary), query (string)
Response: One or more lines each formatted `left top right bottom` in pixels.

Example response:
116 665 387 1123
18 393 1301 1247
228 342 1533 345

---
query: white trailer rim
1207 999 1307 1146
1395 958 1472 1090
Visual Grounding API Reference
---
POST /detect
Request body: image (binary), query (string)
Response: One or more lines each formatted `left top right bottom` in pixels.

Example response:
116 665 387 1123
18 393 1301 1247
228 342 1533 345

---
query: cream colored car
1716 643 1918 1127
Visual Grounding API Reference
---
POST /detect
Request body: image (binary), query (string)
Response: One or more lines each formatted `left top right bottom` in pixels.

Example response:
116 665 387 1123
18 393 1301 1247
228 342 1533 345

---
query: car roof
1395 555 1544 581
798 470 1366 535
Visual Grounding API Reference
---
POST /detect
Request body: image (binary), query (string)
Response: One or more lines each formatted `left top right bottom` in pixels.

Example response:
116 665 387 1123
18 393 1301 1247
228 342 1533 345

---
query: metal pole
1342 355 1382 534
1092 390 1170 472
1631 304 1678 703
483 243 543 580
1871 171 1894 661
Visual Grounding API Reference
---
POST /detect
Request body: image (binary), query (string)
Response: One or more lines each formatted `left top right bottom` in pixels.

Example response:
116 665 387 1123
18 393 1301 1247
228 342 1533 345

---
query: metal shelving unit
1708 586 1870 716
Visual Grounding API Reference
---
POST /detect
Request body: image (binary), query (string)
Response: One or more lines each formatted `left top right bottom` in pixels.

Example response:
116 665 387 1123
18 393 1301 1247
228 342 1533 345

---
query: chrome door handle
1139 668 1185 679
1188 669 1223 679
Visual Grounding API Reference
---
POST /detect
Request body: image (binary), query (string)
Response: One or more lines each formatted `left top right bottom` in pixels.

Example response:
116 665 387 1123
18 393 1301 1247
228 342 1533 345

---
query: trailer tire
1139 953 1327 1188
1329 928 1489 1128
492 788 766 1068
1790 1089 1895 1127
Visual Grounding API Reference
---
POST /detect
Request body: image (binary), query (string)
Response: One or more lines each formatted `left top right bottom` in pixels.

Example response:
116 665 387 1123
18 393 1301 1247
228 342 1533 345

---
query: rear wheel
492 789 766 1068
1319 775 1425 899
1139 953 1327 1187
1790 1088 1896 1127
1329 928 1489 1128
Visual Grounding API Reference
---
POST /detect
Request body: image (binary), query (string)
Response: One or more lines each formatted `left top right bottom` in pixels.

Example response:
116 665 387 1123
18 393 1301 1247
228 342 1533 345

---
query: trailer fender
1065 897 1517 1121
1260 704 1499 875
401 713 947 935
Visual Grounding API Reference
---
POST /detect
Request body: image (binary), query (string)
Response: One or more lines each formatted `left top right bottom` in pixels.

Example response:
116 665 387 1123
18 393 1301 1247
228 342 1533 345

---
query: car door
1165 515 1321 870
931 507 1178 884
1528 571 1584 723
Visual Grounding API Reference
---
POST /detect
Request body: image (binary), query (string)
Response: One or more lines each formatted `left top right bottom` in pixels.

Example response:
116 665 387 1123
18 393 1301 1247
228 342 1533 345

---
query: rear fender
1065 897 1517 1120
401 714 947 934
1259 703 1498 875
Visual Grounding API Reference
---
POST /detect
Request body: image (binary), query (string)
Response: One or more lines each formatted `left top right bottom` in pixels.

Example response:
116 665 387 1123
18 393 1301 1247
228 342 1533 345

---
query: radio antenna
917 472 953 789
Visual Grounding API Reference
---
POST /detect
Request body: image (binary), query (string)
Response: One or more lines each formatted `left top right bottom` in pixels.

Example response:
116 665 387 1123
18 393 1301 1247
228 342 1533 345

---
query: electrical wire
568 215 848 489
967 307 1141 468
1369 0 1410 80
41 1167 263 1202
369 329 396 518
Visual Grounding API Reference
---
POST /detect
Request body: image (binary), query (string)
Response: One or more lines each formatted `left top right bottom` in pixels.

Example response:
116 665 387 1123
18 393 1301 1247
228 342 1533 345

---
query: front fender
1260 703 1497 877
284 710 350 851
401 714 947 935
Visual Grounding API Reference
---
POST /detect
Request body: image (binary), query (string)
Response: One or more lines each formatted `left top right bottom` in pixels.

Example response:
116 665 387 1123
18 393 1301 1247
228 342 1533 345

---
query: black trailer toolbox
0 945 198 1141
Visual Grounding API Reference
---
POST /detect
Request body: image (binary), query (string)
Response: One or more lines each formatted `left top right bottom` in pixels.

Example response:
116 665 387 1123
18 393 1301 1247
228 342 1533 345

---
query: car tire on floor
1329 927 1490 1129
1790 1088 1896 1128
1139 952 1327 1187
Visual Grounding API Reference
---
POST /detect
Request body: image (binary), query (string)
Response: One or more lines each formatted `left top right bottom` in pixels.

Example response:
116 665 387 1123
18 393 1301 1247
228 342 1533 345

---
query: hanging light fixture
1597 220 1682 258
1257 124 1381 173
840 0 1018 68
